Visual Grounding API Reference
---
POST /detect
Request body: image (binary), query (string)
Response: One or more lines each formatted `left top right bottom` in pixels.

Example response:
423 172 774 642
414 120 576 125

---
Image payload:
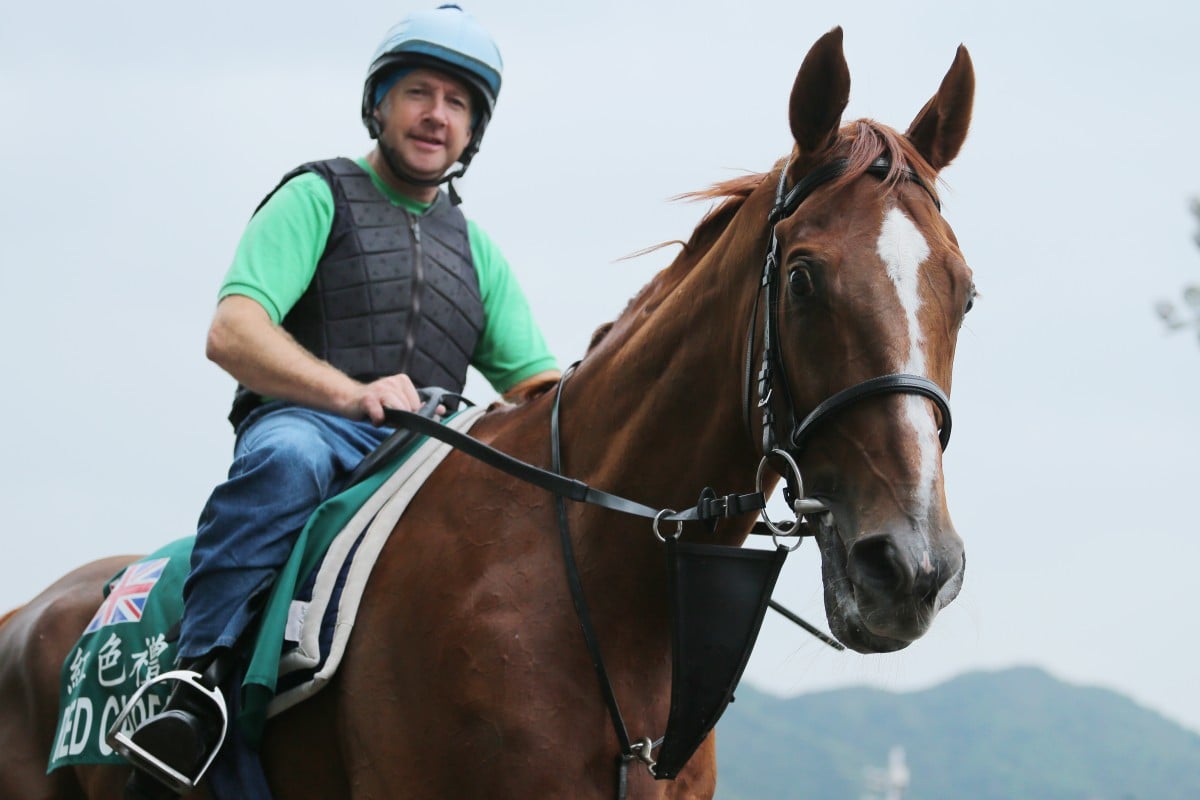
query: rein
379 394 771 531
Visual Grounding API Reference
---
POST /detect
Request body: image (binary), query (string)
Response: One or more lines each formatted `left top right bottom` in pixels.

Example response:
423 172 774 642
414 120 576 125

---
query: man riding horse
115 5 560 795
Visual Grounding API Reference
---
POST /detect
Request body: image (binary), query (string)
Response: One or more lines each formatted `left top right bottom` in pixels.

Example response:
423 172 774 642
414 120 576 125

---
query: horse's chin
813 516 933 655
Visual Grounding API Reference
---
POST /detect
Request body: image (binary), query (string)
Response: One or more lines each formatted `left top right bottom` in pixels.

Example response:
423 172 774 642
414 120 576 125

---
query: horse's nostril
849 535 957 605
849 536 908 594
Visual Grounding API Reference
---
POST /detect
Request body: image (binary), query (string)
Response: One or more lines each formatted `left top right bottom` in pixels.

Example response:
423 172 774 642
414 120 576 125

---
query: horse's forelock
827 120 941 203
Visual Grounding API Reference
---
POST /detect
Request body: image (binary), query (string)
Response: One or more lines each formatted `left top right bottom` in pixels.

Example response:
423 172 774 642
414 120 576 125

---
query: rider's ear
788 26 850 158
905 45 975 172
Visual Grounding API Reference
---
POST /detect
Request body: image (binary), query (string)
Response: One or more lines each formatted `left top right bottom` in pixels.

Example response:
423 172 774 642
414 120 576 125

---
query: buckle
698 494 729 519
697 492 764 520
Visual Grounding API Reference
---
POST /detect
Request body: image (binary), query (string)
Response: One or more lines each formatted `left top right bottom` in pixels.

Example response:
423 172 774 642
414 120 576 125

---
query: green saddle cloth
47 462 397 772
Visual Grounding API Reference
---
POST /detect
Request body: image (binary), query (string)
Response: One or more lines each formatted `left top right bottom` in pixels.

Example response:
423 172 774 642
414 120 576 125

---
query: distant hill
714 666 1200 799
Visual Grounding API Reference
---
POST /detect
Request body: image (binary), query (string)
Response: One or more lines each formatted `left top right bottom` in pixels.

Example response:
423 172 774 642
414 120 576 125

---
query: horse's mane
588 174 765 351
673 172 766 256
587 120 934 354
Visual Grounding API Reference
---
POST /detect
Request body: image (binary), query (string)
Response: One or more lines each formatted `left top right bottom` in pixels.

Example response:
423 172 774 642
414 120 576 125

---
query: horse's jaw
812 513 964 654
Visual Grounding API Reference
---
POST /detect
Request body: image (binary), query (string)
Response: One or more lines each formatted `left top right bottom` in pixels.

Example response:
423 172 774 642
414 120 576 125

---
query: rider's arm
206 295 421 424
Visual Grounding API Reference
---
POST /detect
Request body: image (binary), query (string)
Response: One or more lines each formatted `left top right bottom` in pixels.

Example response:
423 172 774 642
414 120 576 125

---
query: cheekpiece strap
755 156 944 460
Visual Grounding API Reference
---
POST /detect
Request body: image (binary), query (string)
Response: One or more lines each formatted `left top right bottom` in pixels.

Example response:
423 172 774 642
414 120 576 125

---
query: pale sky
4 0 1200 739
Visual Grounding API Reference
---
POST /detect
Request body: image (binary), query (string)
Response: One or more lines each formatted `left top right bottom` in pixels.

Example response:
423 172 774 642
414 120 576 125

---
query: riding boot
115 650 234 798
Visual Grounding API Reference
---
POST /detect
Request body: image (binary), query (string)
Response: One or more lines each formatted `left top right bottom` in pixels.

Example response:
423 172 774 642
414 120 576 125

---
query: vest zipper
402 215 424 375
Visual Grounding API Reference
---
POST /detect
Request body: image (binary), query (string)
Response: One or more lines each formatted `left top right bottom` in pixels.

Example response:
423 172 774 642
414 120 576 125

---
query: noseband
748 156 952 488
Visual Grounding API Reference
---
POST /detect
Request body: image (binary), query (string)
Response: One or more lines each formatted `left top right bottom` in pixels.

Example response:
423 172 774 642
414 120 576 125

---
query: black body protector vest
229 158 485 429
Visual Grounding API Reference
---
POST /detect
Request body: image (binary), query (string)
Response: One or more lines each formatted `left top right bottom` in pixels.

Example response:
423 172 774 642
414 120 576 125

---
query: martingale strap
549 371 638 775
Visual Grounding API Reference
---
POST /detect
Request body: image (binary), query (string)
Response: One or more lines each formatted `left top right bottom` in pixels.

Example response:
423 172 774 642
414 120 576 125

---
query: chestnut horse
0 28 975 800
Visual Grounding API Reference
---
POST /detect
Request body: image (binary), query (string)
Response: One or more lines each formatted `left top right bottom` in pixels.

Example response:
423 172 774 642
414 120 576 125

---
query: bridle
746 155 953 517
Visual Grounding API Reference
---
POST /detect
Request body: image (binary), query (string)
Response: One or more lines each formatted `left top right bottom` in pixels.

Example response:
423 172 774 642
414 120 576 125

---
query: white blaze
876 207 938 521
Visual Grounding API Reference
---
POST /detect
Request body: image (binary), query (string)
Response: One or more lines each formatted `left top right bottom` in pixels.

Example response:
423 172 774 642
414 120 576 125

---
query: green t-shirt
219 158 557 394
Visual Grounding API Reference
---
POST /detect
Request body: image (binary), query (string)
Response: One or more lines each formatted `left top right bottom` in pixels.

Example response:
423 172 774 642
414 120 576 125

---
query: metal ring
772 526 806 552
652 509 683 543
758 448 806 534
756 448 805 497
755 450 811 547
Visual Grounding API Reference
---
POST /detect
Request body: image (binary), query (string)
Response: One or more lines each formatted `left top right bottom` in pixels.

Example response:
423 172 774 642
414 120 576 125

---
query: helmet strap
447 177 463 206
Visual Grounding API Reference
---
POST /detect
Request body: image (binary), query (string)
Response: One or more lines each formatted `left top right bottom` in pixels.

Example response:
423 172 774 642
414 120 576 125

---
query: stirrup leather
107 669 229 794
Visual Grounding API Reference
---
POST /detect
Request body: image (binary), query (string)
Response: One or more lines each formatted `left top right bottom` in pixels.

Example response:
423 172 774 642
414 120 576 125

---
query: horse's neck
559 216 768 547
516 220 771 730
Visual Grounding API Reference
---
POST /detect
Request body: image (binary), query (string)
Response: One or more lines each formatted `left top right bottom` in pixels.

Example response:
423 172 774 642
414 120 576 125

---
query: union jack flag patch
83 558 171 634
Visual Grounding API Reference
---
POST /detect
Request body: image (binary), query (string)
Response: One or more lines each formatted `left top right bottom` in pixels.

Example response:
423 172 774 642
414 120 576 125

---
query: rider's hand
351 374 422 426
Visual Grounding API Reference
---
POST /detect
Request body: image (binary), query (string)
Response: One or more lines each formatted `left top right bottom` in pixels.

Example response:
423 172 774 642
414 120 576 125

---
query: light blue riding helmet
362 3 503 169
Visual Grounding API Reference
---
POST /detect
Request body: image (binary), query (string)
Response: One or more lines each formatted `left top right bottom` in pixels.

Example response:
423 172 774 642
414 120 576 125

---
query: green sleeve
468 221 559 394
218 172 334 323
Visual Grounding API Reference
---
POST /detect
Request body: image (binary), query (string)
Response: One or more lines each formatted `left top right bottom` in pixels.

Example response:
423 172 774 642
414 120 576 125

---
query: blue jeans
178 403 392 660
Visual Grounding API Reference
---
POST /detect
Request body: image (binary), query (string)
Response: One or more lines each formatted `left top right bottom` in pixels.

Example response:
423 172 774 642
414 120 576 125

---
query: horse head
766 28 975 653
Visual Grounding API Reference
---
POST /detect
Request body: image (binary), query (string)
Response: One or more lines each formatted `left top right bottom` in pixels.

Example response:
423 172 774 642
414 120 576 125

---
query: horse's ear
905 45 975 172
789 27 851 157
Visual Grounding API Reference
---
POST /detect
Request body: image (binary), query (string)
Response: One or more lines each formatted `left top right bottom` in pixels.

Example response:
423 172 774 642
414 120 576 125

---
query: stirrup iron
107 669 229 795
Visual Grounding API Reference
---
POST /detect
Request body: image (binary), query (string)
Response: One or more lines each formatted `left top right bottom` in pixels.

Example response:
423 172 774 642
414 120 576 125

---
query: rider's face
374 69 475 182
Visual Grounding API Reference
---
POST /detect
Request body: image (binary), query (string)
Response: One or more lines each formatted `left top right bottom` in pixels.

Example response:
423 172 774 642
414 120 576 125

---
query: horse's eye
964 284 977 315
788 266 815 297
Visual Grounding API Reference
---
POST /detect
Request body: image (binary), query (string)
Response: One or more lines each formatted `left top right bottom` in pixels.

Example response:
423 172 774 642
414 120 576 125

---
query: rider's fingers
365 400 386 426
377 375 421 411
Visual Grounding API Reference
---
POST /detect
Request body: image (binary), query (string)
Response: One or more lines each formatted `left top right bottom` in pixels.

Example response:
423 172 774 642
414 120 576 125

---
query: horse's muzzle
817 518 965 652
